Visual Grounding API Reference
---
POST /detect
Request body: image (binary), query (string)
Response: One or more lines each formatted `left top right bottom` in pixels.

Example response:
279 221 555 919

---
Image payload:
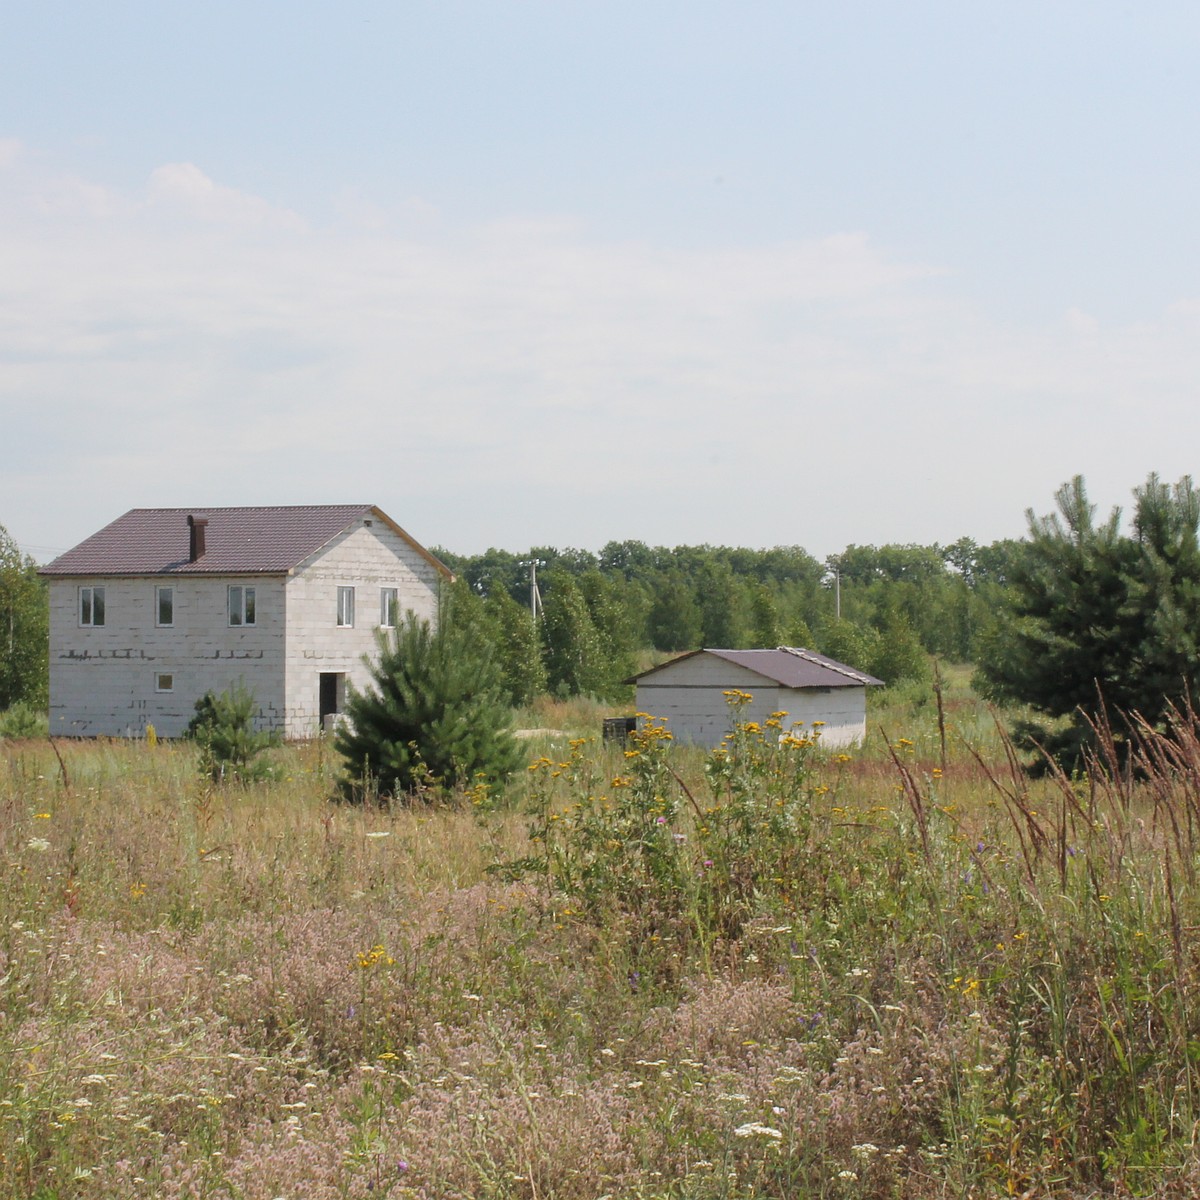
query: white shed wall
282 519 442 737
635 653 868 748
47 576 286 738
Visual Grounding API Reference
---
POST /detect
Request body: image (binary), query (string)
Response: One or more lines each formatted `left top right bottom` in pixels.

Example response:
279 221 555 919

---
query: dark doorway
319 672 345 728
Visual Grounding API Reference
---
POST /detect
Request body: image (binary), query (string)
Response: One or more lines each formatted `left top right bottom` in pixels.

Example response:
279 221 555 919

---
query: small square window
337 586 355 628
156 586 174 627
80 586 105 627
155 673 174 693
229 586 256 626
380 587 398 628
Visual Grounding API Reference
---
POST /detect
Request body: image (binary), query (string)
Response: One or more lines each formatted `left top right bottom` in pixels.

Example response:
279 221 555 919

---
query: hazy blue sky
4 2 1200 562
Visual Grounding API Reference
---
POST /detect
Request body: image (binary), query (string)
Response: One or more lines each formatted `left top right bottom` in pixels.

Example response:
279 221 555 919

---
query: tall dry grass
4 697 1200 1198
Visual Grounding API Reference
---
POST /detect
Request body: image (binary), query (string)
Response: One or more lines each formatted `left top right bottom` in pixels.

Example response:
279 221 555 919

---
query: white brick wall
283 520 442 737
48 576 286 738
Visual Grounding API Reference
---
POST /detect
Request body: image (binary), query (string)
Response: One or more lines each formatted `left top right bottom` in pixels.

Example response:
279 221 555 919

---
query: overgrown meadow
6 681 1200 1198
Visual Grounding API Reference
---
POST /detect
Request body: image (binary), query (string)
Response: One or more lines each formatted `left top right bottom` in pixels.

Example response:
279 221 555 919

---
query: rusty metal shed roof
40 505 451 578
628 647 883 689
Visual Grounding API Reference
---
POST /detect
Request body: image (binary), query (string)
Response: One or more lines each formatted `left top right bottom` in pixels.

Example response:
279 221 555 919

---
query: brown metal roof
40 505 452 578
629 647 883 689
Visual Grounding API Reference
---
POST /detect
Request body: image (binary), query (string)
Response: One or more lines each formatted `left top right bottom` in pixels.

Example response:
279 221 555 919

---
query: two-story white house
40 505 451 738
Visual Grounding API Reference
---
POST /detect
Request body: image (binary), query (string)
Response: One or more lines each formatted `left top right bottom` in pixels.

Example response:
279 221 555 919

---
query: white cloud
147 162 307 231
4 150 1200 559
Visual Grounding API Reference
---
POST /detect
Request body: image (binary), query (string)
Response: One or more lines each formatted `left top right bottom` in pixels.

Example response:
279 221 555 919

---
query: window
229 585 256 626
337 586 355 628
155 673 174 693
80 586 105 627
380 587 398 628
156 586 174 627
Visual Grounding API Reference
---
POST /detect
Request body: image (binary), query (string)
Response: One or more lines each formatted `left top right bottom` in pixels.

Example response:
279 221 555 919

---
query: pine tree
336 612 521 801
977 473 1200 764
185 683 280 783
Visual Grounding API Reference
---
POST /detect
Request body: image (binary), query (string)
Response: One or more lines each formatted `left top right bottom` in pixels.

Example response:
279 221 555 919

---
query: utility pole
520 560 545 624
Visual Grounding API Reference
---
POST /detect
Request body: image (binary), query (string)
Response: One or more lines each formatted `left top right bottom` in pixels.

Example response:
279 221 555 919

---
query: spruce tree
336 612 521 802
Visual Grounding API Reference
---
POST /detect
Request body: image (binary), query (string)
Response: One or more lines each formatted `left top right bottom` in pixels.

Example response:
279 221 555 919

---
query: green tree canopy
647 571 703 653
0 524 48 710
540 572 607 698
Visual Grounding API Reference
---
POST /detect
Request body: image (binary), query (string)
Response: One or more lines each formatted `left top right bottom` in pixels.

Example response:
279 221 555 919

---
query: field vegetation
7 474 1200 1195
5 672 1200 1198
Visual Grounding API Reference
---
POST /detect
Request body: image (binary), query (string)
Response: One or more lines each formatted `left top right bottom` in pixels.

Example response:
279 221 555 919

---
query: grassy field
4 677 1200 1198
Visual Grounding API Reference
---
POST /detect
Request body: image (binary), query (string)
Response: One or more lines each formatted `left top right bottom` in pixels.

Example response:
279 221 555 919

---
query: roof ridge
779 644 873 684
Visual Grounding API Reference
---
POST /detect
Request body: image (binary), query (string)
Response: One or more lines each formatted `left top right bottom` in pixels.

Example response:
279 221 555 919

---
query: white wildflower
734 1122 783 1140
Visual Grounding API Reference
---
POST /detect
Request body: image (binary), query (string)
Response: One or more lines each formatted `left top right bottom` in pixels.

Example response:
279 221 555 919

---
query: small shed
628 647 883 749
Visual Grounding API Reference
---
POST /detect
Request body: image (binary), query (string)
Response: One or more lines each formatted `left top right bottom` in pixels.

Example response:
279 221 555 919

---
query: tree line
434 536 1022 704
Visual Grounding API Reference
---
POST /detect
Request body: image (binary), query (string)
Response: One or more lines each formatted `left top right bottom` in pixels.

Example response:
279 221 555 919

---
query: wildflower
733 1122 782 1140
26 838 50 852
355 944 395 969
34 812 50 819
365 831 391 839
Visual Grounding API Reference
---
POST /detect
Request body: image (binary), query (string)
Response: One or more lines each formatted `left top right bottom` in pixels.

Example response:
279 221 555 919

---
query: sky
4 1 1200 564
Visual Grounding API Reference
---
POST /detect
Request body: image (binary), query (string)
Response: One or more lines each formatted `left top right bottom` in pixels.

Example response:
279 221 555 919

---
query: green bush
0 701 48 739
501 692 830 950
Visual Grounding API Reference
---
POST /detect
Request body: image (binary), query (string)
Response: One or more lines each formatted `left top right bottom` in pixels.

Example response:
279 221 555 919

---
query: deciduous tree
0 524 48 710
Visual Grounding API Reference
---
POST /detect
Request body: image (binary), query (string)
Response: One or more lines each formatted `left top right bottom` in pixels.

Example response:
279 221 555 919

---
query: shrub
0 701 48 739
